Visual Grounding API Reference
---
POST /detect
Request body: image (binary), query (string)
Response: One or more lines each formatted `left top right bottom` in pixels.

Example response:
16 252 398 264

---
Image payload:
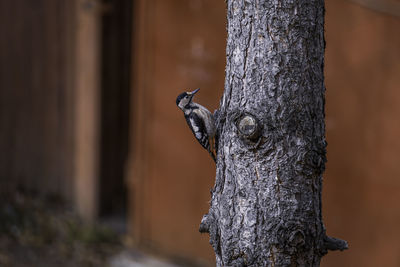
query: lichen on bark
200 0 347 266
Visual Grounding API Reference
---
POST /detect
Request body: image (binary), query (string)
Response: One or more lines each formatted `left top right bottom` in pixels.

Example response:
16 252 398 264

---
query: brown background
0 0 399 266
323 1 400 266
0 0 75 201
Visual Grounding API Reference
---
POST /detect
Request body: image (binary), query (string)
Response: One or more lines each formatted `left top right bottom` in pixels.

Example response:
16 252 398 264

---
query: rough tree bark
199 0 347 266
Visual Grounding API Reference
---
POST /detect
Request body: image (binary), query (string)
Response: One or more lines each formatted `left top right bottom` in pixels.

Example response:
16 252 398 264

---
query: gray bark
200 0 347 266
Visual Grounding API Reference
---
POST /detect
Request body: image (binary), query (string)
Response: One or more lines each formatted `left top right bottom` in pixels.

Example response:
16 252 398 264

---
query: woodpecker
176 88 216 162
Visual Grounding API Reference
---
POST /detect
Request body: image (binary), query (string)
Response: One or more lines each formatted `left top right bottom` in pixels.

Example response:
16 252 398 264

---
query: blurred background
0 0 399 266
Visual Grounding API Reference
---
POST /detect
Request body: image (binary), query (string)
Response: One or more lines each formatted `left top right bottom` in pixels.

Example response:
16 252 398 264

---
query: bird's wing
185 112 210 150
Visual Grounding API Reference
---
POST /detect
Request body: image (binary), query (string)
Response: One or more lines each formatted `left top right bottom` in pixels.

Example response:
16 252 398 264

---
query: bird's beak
190 88 200 95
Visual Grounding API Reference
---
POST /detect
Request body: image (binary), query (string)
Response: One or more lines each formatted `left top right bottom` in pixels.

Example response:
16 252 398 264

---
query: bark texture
200 0 347 266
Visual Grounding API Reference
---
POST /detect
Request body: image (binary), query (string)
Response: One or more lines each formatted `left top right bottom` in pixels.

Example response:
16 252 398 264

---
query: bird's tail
208 137 216 163
209 149 216 163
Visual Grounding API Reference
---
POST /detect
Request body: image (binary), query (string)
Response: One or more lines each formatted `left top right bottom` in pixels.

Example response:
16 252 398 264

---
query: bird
176 88 216 162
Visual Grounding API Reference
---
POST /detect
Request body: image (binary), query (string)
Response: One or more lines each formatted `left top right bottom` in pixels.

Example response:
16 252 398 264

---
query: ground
0 190 180 267
0 190 123 266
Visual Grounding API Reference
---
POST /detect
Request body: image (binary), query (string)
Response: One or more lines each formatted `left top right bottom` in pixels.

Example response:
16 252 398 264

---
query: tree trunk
200 0 347 266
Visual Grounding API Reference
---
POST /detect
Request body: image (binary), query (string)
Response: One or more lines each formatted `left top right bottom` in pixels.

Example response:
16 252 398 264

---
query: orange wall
322 1 400 266
129 0 225 264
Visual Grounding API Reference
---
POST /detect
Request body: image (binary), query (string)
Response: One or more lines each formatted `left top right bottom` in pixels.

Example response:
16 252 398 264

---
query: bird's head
176 88 200 110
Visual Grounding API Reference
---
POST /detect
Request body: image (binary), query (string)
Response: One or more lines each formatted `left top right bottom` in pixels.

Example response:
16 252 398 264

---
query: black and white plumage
176 88 216 162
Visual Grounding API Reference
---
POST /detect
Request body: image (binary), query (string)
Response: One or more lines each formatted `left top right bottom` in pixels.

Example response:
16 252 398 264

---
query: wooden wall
129 0 226 264
73 0 102 221
322 1 400 266
0 0 103 221
0 0 75 200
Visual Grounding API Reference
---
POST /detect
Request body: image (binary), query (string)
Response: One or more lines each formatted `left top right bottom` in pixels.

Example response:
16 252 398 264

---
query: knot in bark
238 115 257 137
233 111 261 141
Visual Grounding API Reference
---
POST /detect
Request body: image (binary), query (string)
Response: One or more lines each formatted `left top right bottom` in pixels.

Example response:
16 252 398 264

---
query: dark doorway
99 0 133 230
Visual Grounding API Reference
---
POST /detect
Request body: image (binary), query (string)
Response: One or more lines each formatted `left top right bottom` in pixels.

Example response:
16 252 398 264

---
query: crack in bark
255 165 260 181
242 16 253 81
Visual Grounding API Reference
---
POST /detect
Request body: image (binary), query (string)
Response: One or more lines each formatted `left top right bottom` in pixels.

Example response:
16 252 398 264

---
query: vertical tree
199 0 347 266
